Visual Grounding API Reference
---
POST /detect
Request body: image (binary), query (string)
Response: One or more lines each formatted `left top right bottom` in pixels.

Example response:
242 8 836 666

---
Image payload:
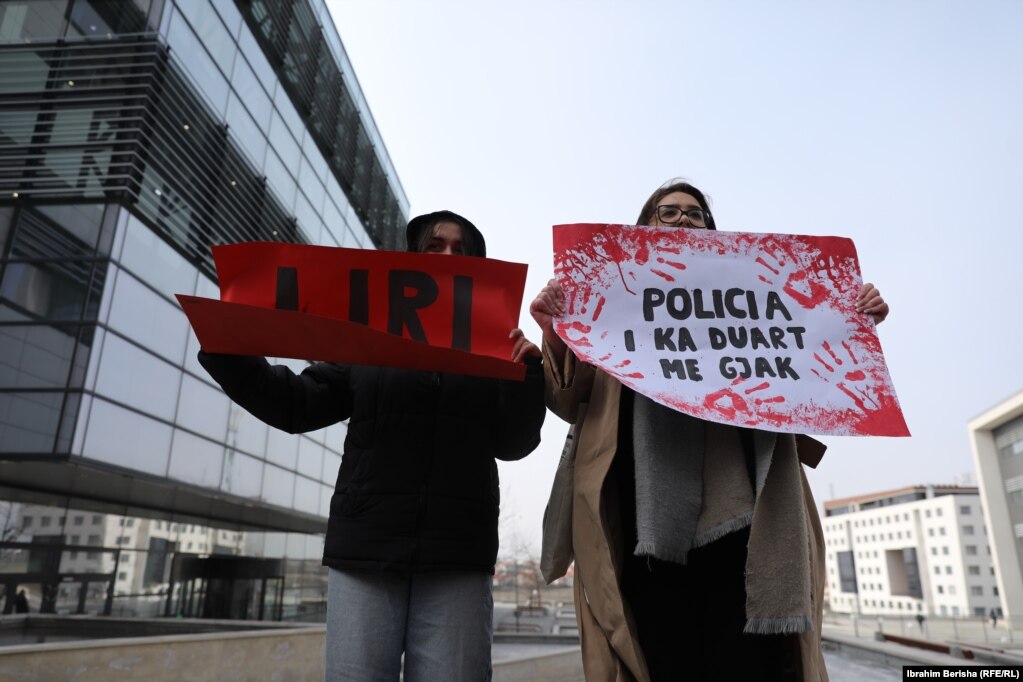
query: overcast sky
326 0 1023 556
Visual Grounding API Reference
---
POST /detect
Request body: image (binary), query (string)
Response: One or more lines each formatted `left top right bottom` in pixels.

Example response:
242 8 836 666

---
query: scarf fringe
633 541 689 566
743 616 814 636
692 511 754 549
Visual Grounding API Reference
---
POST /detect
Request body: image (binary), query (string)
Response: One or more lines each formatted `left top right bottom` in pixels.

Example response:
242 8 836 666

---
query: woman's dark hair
406 210 486 257
636 178 716 230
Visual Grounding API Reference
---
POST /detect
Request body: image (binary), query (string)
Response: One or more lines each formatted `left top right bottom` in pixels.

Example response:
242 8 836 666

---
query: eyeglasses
655 205 711 228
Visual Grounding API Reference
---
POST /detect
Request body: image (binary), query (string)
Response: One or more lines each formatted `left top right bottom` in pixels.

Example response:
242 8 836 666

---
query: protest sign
177 242 529 380
553 224 909 436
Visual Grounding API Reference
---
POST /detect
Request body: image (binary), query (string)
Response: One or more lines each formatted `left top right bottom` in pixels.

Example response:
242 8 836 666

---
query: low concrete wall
0 626 326 682
493 647 584 682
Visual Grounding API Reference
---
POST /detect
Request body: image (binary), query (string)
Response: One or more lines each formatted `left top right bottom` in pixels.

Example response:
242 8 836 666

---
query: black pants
613 395 802 682
621 528 802 681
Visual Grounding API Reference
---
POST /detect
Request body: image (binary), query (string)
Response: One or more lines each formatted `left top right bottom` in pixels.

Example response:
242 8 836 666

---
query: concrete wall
0 626 326 682
0 625 586 682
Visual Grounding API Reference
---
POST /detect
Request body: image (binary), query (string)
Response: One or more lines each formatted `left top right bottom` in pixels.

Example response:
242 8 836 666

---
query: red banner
177 243 529 380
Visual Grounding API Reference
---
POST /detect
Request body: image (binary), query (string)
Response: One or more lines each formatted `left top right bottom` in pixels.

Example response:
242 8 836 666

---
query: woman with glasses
530 179 888 681
200 210 546 682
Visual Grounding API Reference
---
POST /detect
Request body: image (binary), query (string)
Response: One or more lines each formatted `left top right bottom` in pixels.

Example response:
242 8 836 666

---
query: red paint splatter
635 245 650 265
623 372 645 379
592 295 606 321
598 354 612 362
842 341 859 365
656 257 687 270
845 370 866 381
651 269 675 282
755 396 786 404
758 275 774 285
813 353 834 372
703 388 751 420
823 341 843 366
568 321 592 334
837 383 870 415
756 256 780 275
615 359 632 368
744 382 771 394
782 270 830 310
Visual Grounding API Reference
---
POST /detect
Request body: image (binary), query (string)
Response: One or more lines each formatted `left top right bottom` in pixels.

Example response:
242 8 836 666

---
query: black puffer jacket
198 351 545 573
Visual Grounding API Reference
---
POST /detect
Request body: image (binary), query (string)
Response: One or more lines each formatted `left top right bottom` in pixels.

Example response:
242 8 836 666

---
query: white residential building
969 389 1023 622
823 486 1000 618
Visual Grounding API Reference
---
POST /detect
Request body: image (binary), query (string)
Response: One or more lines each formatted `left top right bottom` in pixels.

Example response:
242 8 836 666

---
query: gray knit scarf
632 393 813 635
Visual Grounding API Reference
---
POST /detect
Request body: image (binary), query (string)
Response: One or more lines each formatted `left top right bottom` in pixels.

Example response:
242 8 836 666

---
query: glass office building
0 0 408 620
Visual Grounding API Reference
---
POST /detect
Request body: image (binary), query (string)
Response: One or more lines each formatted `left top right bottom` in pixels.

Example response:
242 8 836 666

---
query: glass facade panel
293 475 319 515
0 324 77 389
237 25 277 96
263 148 297 209
296 437 322 480
66 0 152 38
106 268 189 365
166 9 229 115
293 190 319 241
168 429 223 488
175 374 230 442
93 333 181 421
119 214 197 302
268 110 302 173
0 1 69 41
222 450 264 499
228 405 268 459
82 398 172 475
177 0 236 76
0 391 63 452
230 52 272 131
261 465 295 508
265 428 298 471
225 95 267 169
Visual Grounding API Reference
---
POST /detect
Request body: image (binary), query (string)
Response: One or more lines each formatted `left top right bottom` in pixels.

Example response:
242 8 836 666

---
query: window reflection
82 397 171 475
222 449 264 499
119 214 197 302
265 427 298 471
93 333 181 421
293 475 319 515
168 429 224 489
176 0 235 75
261 464 294 508
166 10 228 115
0 1 70 42
225 94 268 168
296 436 322 480
0 391 63 452
176 374 230 442
66 0 152 39
106 267 189 365
230 54 272 130
0 324 78 389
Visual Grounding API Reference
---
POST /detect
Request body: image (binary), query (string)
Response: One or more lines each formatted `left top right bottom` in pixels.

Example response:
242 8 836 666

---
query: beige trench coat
543 344 830 682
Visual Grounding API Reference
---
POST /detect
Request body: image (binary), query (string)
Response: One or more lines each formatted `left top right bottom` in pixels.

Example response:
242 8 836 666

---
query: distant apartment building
823 486 1000 618
969 390 1023 622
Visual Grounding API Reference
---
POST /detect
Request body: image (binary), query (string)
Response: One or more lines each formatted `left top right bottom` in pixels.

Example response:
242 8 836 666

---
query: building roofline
824 484 979 510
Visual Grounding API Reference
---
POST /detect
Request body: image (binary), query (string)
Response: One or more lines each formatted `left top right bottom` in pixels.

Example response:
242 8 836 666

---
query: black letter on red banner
276 267 298 311
452 275 473 351
388 270 438 343
349 269 369 325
